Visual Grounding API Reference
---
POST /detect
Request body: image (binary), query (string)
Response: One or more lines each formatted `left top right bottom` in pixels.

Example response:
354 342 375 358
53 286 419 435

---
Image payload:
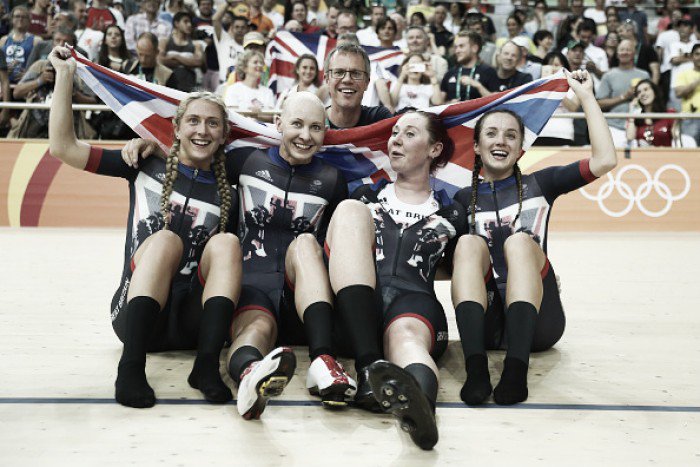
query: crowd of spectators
1 0 699 147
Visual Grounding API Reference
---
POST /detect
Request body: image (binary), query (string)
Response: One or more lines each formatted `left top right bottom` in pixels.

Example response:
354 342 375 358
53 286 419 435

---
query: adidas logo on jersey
255 170 274 183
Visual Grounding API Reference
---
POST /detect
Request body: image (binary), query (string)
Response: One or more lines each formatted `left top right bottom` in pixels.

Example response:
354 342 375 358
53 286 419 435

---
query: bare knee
137 230 183 269
291 233 323 260
454 234 490 265
204 232 242 262
384 317 430 354
328 200 373 242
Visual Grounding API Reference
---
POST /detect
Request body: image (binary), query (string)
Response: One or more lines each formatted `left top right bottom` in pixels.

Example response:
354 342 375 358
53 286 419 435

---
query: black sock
404 363 438 412
493 301 538 405
335 285 382 371
303 301 334 360
115 296 159 408
455 301 486 357
227 345 264 385
455 301 492 405
188 296 235 403
460 354 492 405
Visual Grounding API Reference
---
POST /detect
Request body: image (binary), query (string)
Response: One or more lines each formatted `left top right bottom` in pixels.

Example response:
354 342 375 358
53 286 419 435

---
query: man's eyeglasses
13 15 29 19
327 68 367 80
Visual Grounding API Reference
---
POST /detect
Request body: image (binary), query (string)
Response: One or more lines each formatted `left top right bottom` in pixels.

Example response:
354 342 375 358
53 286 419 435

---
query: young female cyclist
324 111 467 450
451 69 617 406
48 46 241 408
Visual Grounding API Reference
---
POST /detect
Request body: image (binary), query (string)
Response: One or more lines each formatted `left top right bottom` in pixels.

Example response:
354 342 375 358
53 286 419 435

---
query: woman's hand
48 46 75 76
121 138 163 168
565 69 593 97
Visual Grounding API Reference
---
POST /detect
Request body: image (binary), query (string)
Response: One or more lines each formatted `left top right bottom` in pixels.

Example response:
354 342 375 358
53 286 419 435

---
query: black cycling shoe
367 360 438 451
352 366 383 413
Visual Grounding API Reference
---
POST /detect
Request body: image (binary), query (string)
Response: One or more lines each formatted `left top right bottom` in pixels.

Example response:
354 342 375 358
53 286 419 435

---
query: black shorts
378 285 449 360
484 259 566 352
112 271 205 352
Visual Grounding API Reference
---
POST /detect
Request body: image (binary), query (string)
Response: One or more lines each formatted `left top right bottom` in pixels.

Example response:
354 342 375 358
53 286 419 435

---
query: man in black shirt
439 31 498 102
324 43 392 129
487 40 532 93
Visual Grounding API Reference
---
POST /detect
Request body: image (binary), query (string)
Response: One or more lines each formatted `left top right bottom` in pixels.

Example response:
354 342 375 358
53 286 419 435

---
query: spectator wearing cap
511 35 542 80
222 50 275 121
615 20 660 84
224 31 269 86
464 8 495 43
487 40 533 93
596 38 650 146
561 20 609 80
159 11 204 92
674 43 700 144
437 31 497 103
357 4 385 47
124 0 172 53
213 5 248 85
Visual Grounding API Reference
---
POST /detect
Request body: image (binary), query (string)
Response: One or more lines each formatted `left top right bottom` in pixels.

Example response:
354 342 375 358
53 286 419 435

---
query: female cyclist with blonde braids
48 46 241 409
451 69 617 406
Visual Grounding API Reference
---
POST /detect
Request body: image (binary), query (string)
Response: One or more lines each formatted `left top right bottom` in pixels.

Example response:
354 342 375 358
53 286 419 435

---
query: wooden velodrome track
1 143 699 465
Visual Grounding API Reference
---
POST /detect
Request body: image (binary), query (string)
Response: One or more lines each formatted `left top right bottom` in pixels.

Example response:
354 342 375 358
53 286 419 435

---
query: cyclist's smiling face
325 52 369 110
176 99 227 169
276 93 326 165
475 112 523 181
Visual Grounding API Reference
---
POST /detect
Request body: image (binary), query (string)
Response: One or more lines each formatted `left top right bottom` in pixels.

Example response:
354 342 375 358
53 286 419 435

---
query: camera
409 63 426 73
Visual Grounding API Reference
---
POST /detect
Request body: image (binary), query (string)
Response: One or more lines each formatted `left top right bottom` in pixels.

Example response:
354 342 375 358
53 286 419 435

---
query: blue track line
0 398 698 413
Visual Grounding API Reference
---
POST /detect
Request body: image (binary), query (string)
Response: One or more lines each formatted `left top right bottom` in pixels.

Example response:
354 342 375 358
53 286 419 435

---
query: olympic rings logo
579 164 691 218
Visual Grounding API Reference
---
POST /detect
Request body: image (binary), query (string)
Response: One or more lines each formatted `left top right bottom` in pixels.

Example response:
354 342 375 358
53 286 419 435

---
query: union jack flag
72 48 568 198
267 31 403 101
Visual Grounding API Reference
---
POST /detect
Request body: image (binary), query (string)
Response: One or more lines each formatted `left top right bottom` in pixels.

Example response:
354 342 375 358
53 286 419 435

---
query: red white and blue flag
72 49 568 198
266 31 403 98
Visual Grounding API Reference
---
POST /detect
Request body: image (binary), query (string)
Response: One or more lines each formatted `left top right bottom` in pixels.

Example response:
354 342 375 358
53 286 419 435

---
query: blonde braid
160 139 181 231
212 149 232 233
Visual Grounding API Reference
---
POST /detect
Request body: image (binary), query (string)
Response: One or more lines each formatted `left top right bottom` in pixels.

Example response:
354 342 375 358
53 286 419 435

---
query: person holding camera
8 58 97 138
390 53 440 113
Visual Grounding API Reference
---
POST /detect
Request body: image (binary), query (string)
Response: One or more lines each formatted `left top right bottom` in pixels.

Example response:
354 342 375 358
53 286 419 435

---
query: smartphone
409 63 426 73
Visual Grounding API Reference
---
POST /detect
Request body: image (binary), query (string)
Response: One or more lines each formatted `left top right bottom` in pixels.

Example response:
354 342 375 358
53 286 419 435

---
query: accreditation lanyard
634 42 640 66
456 64 478 100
